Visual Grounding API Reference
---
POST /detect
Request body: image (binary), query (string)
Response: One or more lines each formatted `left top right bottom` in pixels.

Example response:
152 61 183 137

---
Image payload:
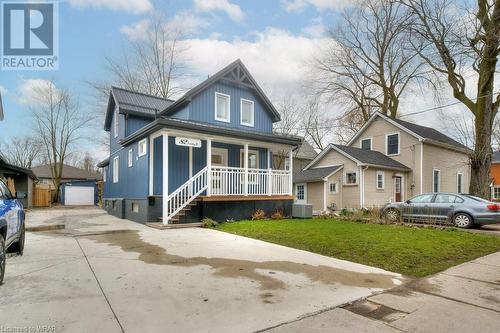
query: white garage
64 186 95 206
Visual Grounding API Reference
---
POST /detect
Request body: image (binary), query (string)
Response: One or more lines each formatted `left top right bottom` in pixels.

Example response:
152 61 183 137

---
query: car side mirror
16 192 27 199
405 200 411 204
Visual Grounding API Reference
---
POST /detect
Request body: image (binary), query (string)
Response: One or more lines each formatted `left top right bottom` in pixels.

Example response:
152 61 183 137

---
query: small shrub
251 209 266 220
202 217 218 228
271 210 284 220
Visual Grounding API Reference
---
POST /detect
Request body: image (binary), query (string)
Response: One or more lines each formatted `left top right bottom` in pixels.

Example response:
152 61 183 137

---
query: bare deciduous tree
404 0 500 197
31 80 92 202
303 101 336 151
312 0 425 134
0 136 42 168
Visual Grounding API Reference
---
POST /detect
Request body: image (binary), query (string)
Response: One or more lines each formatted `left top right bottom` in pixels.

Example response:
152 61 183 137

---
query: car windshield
463 195 489 203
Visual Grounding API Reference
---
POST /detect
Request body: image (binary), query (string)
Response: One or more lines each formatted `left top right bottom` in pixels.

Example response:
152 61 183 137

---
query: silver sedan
381 193 500 228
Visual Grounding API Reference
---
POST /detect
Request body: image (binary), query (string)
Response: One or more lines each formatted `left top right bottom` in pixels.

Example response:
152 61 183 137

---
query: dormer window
361 138 372 150
215 92 230 123
386 133 400 155
240 98 254 127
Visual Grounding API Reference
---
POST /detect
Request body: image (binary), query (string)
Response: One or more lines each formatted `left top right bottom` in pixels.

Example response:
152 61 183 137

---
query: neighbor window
240 98 254 127
433 169 441 192
329 182 338 193
386 133 400 155
493 187 500 200
346 172 357 184
296 184 305 201
128 149 133 167
138 138 147 157
457 173 463 193
113 156 119 183
376 171 384 190
114 107 119 138
215 92 230 122
361 138 372 151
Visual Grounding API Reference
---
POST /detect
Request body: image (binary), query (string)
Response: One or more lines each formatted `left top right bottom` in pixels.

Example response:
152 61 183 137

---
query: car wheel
9 223 25 256
453 213 474 229
0 234 5 285
385 208 400 222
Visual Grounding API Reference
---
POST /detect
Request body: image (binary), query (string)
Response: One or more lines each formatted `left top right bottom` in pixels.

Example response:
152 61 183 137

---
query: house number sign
175 137 202 148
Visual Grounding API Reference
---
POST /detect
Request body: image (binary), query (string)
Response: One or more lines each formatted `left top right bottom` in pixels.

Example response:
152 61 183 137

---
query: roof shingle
32 164 101 180
294 165 342 183
333 144 411 170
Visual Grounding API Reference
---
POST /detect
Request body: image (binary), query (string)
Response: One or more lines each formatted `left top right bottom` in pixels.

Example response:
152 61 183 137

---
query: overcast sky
0 0 482 160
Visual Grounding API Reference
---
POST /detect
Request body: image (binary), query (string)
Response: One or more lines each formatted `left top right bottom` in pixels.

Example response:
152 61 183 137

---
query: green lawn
215 219 500 277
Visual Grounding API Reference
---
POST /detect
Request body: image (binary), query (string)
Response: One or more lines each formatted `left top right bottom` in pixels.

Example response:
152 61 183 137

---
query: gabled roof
348 112 470 153
0 90 4 121
31 164 101 181
104 87 174 131
159 59 281 122
294 165 342 183
0 157 37 179
305 144 411 171
295 141 317 160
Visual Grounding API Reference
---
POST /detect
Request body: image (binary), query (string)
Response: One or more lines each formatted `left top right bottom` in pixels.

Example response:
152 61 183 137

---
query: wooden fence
33 187 52 207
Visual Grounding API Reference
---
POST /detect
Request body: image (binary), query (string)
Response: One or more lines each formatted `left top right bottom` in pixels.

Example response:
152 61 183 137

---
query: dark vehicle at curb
381 193 500 228
0 179 26 285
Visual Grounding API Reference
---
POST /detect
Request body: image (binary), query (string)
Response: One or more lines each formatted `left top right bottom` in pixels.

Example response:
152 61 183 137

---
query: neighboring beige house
273 141 317 173
294 112 471 213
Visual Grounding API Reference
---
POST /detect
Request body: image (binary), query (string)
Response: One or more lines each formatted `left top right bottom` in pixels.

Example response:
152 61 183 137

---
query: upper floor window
113 156 119 183
215 92 230 123
386 133 400 155
240 98 254 127
114 106 119 138
361 138 372 151
345 171 357 185
138 139 147 157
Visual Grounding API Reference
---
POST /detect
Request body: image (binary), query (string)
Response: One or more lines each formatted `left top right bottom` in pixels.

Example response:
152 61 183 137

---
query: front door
394 176 402 202
211 148 228 194
295 183 307 204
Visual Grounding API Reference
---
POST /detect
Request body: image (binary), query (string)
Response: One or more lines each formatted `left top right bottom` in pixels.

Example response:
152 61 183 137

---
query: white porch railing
210 166 291 196
164 166 208 223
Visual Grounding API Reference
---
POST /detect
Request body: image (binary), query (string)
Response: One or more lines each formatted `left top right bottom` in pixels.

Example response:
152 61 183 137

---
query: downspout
420 140 424 194
361 166 369 208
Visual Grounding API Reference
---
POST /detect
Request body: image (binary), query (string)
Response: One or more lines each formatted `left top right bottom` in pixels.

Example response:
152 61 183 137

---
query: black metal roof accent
120 118 302 147
293 165 342 183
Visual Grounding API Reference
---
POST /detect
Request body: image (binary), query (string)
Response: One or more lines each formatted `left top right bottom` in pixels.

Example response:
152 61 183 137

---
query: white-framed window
113 156 119 183
215 92 230 122
457 172 463 193
386 133 400 156
295 183 306 202
433 168 441 192
284 157 290 171
138 138 147 157
345 171 357 185
103 167 107 182
360 138 372 151
240 149 259 169
329 182 338 193
128 149 133 167
376 171 385 190
114 106 119 138
131 202 139 213
493 187 500 200
240 98 254 127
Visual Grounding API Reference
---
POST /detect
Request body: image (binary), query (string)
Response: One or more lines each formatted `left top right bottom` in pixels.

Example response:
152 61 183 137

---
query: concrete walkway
269 251 500 333
1 208 404 333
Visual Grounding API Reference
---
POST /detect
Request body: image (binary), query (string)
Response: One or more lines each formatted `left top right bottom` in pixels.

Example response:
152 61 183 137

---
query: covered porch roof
120 117 303 148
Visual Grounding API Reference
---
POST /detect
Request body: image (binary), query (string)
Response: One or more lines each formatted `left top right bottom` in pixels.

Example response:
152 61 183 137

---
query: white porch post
267 150 272 196
244 143 249 196
162 134 169 224
206 138 212 196
288 148 293 195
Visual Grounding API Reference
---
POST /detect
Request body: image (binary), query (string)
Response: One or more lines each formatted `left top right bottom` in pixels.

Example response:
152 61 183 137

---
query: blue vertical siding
170 82 273 133
126 115 152 136
168 137 189 193
153 137 163 195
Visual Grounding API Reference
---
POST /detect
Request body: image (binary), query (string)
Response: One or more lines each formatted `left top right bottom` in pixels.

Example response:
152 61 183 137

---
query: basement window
131 202 139 213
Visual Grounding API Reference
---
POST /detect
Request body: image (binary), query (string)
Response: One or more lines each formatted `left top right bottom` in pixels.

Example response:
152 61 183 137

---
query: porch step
146 222 203 230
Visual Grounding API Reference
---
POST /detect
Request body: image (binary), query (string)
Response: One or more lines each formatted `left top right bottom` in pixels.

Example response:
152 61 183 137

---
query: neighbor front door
394 177 402 202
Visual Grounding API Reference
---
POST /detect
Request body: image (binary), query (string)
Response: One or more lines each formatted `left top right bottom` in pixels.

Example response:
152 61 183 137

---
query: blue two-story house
98 60 302 225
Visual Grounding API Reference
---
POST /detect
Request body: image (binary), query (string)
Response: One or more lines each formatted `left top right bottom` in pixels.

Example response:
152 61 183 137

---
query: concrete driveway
0 208 404 333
